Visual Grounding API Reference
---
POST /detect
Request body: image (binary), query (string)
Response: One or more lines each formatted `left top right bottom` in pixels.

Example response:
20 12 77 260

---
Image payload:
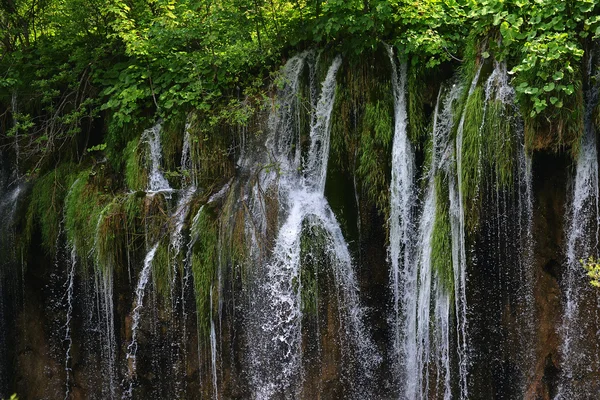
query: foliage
357 100 393 213
582 256 600 288
469 0 596 150
64 169 111 267
2 0 598 167
191 205 219 340
24 163 76 253
432 172 454 295
460 85 484 231
124 136 147 191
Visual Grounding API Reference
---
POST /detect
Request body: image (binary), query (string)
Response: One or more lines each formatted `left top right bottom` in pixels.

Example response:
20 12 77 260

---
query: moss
94 197 125 275
357 100 394 216
328 50 394 221
219 185 250 283
143 193 170 245
521 80 584 157
152 238 172 301
161 114 187 185
299 221 329 315
24 163 77 253
124 137 148 191
482 99 515 189
460 85 485 231
64 169 111 269
105 117 144 173
432 172 454 297
407 64 426 146
191 205 219 341
185 111 235 188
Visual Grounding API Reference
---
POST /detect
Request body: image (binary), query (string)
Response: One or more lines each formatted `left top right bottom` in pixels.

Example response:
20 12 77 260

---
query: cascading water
63 247 76 400
478 61 537 394
210 289 218 400
452 63 482 400
385 44 416 378
398 79 462 400
170 125 198 398
0 182 22 397
142 122 172 193
124 242 160 398
250 54 380 399
556 54 600 399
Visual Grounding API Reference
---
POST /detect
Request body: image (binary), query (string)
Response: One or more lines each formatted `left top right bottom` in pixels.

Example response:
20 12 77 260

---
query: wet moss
24 163 77 253
151 238 172 301
94 196 126 276
482 99 515 190
64 169 111 270
432 172 454 296
329 49 394 222
191 205 219 341
459 85 484 232
299 221 329 315
125 136 148 191
357 100 393 216
185 112 235 188
407 63 426 146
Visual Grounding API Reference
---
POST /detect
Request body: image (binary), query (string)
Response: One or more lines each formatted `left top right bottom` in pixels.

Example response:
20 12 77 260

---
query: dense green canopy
1 0 600 170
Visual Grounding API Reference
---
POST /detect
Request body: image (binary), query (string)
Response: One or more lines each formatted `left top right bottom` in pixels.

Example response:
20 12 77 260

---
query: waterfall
124 242 160 398
170 126 197 397
482 61 537 391
11 93 19 177
210 289 219 400
0 183 22 397
385 44 416 375
63 247 77 400
452 63 482 400
400 80 463 399
304 56 342 192
557 54 600 398
250 54 379 398
142 122 172 193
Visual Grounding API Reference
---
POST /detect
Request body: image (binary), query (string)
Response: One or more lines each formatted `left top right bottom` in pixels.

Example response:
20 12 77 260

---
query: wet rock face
527 152 568 399
5 53 600 400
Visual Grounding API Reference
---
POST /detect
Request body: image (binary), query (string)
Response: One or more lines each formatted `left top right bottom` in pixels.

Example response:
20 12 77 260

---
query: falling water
11 93 19 176
0 183 22 397
63 247 76 400
266 53 307 180
210 289 218 400
452 63 482 400
251 54 379 398
303 56 342 192
556 54 600 399
169 125 198 397
124 242 160 398
385 44 416 373
401 80 463 400
142 122 172 193
481 61 537 391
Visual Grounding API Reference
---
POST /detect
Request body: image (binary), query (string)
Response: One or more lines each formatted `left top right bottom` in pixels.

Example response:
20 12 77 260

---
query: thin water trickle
63 247 76 400
142 122 172 193
210 289 219 400
124 242 160 398
556 55 600 398
452 63 482 400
